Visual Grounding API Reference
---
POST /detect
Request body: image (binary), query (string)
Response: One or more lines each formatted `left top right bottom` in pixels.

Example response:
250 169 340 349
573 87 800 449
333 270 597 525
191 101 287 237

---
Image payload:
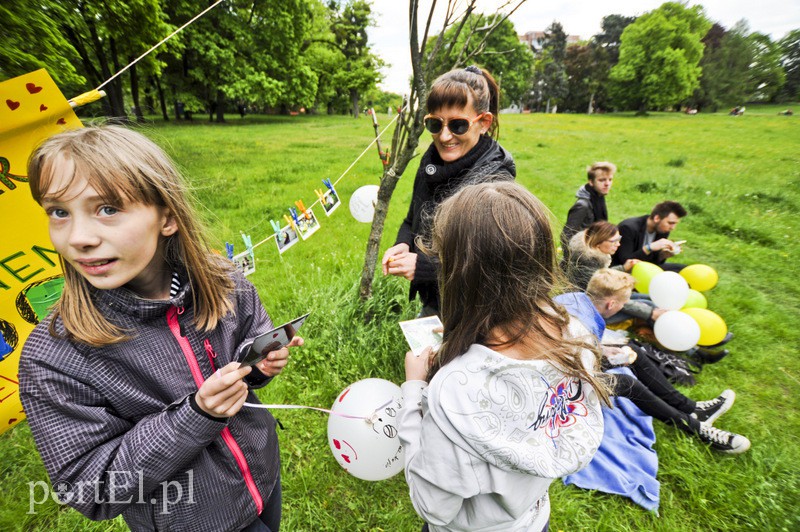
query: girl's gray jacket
20 271 279 531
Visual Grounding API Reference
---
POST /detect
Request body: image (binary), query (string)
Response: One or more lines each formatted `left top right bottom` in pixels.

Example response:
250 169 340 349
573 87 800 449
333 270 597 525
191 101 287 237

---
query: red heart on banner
57 118 66 125
6 99 20 111
40 104 48 112
7 418 17 425
26 83 43 94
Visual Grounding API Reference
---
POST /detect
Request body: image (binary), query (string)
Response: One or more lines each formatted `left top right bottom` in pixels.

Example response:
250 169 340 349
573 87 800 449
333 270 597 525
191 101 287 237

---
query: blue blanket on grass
563 366 660 512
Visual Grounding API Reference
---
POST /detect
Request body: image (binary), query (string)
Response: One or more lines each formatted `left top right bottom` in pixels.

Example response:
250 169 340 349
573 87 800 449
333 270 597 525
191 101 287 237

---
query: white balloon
648 271 690 310
349 185 379 223
328 378 404 481
654 310 701 351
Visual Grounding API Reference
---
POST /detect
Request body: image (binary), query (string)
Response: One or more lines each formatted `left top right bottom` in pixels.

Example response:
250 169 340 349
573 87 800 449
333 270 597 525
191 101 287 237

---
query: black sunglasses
423 113 486 136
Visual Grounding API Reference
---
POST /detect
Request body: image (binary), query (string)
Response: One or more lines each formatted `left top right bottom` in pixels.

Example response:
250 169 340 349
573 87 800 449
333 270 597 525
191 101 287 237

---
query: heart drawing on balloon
26 83 43 94
6 99 20 111
40 104 48 112
57 118 66 125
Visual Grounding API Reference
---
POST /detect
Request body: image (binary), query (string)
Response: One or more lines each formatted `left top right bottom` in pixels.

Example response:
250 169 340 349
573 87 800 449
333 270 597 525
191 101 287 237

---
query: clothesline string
97 0 226 91
248 108 404 252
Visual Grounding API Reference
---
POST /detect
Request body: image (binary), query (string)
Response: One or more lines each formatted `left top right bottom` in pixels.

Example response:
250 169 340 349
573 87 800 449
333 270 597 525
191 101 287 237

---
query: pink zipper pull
204 339 218 372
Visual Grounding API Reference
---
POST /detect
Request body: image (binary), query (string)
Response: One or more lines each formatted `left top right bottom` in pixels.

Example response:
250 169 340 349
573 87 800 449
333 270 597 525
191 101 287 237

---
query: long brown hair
584 221 619 249
419 181 610 404
28 125 235 346
427 65 501 138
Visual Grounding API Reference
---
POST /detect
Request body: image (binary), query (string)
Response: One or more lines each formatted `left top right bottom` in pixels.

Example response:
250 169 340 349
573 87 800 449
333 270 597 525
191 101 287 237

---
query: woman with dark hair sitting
565 220 662 324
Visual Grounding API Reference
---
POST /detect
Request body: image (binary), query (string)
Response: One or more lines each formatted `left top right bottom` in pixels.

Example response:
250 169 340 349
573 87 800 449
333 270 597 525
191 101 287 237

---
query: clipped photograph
296 209 321 240
275 224 300 254
321 188 341 216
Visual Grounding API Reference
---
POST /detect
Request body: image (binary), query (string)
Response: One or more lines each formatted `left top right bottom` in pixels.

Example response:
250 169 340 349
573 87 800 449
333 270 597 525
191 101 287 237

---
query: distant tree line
3 1 798 119
533 2 798 113
0 0 385 121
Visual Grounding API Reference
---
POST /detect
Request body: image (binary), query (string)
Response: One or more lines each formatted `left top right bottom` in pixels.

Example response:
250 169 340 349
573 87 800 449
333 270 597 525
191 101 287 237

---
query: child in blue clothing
20 125 301 531
555 268 749 454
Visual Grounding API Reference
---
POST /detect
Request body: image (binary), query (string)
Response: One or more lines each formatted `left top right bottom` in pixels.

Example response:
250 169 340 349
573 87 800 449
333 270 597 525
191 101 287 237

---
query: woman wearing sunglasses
565 221 661 324
382 66 516 317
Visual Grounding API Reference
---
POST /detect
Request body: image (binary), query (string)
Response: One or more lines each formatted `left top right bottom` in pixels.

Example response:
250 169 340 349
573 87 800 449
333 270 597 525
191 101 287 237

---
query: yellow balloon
682 289 708 309
631 262 664 294
680 264 719 292
682 308 727 346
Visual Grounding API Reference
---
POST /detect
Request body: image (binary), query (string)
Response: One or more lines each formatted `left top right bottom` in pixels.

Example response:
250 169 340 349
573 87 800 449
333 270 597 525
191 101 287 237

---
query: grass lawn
1 106 798 531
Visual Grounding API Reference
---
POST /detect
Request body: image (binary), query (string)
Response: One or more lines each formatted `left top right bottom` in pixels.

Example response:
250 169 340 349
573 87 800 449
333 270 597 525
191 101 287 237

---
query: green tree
594 14 636 66
162 0 316 121
779 29 800 101
563 43 610 113
609 2 710 112
0 2 85 92
691 23 751 111
330 0 382 118
537 21 569 112
746 31 786 102
2 0 171 120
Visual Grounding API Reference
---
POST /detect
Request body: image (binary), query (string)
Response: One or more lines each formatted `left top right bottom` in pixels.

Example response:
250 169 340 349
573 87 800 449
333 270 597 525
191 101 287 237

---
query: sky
367 0 800 95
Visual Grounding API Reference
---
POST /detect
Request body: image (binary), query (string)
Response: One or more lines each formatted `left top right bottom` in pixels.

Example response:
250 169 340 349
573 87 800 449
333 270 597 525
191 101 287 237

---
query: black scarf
418 135 494 200
585 183 608 222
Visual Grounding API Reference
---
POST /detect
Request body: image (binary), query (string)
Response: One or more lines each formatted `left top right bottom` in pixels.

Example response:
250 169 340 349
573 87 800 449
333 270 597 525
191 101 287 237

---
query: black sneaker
688 347 730 365
691 389 735 424
697 422 750 454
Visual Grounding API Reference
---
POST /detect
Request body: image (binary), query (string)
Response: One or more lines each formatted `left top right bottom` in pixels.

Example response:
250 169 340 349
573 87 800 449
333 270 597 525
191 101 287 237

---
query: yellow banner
0 69 82 433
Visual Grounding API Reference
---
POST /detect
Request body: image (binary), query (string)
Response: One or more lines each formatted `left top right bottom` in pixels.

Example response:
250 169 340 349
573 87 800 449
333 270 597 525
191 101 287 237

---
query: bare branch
459 1 527 65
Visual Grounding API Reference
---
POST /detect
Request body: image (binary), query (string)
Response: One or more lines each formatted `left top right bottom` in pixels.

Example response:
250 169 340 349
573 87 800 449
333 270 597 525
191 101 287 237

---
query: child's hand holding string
196 363 253 418
255 336 304 377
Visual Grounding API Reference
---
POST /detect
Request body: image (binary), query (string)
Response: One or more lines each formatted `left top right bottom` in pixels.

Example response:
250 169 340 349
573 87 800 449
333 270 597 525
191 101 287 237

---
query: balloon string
242 398 395 421
243 402 366 420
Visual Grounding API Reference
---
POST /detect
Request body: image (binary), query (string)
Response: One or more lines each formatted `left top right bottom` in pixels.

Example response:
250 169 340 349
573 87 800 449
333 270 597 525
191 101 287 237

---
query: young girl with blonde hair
21 125 300 531
398 181 608 531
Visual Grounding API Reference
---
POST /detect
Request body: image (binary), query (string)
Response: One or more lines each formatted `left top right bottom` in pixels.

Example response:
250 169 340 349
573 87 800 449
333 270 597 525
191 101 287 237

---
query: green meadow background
1 106 798 530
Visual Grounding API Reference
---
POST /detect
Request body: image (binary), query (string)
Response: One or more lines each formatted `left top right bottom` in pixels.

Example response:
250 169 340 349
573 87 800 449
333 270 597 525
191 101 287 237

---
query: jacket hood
568 230 612 269
575 184 592 200
426 336 602 479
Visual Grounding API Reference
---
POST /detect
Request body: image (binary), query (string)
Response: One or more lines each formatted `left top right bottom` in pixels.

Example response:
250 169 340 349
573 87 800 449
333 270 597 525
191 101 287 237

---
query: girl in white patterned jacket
397 181 610 532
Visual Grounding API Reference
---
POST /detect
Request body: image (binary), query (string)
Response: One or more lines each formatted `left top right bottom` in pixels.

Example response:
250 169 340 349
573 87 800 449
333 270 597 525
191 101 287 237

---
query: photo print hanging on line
316 179 341 217
272 219 300 255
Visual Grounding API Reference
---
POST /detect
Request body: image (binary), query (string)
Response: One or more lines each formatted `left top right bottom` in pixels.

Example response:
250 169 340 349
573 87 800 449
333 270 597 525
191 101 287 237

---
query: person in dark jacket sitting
382 66 515 316
612 201 688 272
560 161 616 253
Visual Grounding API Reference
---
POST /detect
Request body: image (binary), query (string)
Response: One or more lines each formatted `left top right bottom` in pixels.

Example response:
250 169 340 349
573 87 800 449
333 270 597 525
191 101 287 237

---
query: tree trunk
587 91 595 114
130 62 145 123
351 88 360 119
545 98 551 114
154 76 169 121
215 89 225 122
